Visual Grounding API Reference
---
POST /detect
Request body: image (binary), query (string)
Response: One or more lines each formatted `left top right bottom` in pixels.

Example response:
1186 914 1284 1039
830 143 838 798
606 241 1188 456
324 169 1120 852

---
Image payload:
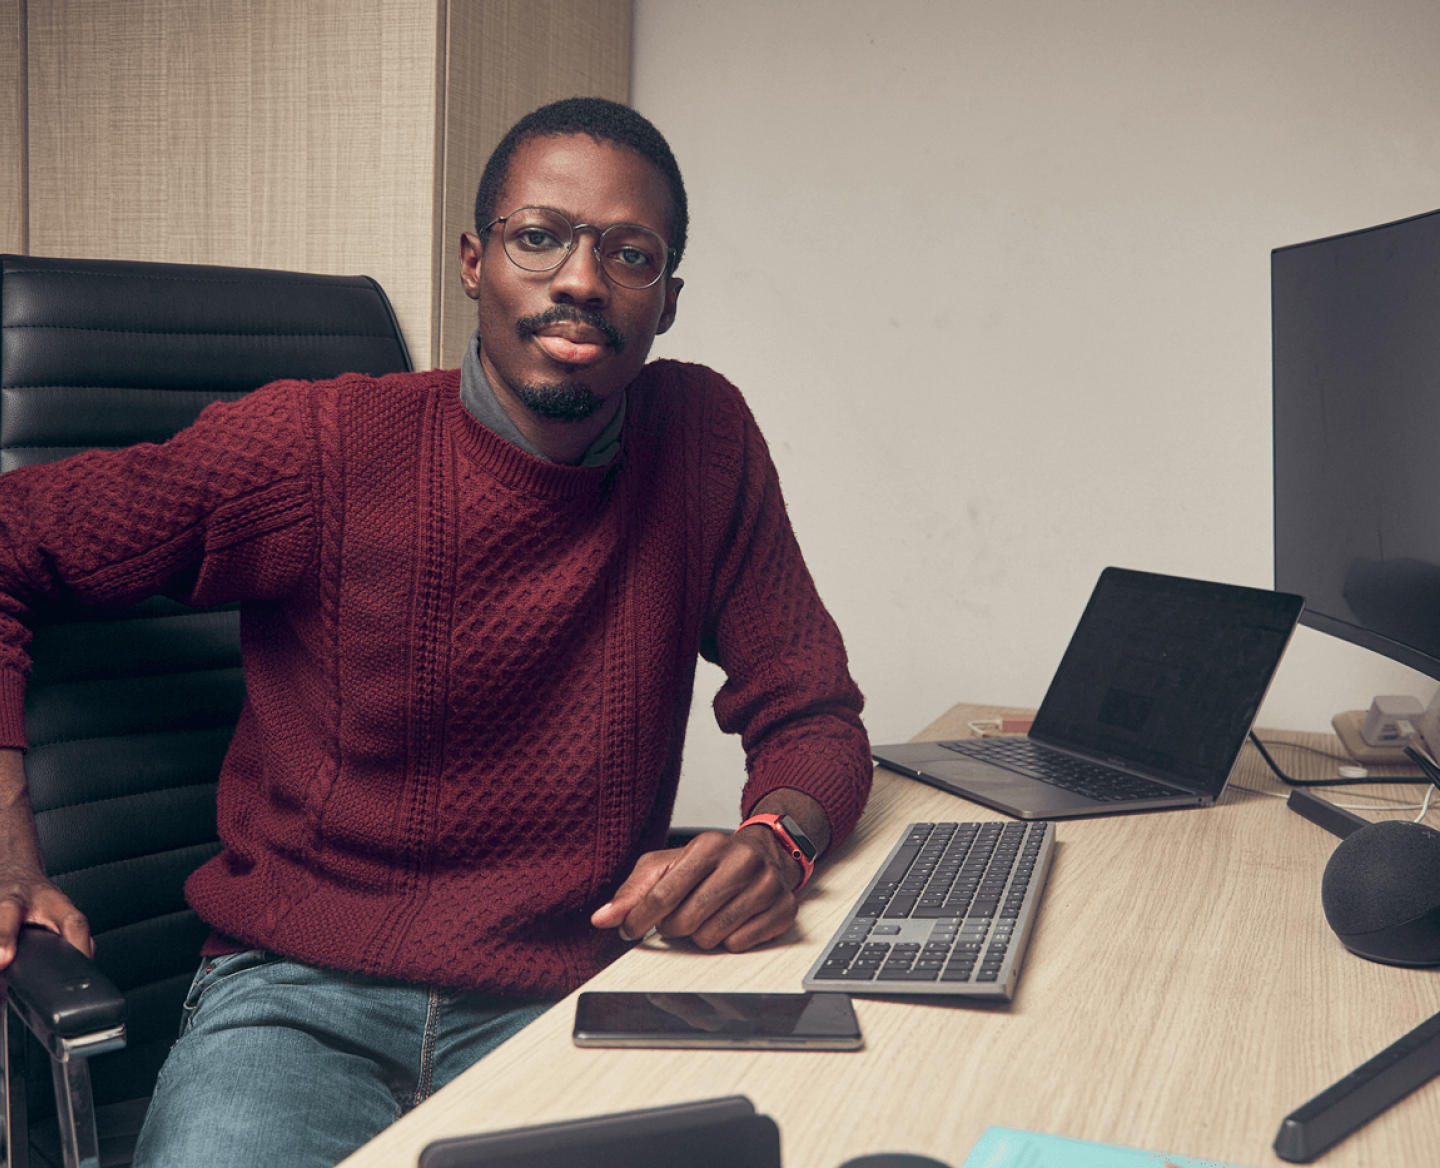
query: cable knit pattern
0 361 870 994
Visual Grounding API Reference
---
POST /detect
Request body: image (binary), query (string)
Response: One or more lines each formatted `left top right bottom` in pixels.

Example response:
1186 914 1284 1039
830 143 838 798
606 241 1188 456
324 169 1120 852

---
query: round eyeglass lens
500 208 667 289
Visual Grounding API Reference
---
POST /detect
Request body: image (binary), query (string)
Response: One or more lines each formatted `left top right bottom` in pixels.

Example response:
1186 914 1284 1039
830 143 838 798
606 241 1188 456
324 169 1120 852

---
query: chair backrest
0 254 413 1119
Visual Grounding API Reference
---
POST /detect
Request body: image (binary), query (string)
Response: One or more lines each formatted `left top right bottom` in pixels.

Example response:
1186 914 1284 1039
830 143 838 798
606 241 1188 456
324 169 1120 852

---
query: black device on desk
1287 788 1440 966
419 1096 956 1168
1275 790 1440 1160
418 1096 780 1168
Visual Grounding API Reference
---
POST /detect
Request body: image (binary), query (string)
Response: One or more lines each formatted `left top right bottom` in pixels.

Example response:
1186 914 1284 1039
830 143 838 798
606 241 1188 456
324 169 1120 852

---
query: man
0 97 870 1165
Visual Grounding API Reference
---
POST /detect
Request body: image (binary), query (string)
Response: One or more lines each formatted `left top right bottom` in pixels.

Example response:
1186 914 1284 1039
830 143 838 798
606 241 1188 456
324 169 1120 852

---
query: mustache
515 305 626 353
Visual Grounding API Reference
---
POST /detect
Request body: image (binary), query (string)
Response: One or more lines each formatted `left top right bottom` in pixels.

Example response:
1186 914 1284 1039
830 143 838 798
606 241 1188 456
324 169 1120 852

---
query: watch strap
738 812 816 890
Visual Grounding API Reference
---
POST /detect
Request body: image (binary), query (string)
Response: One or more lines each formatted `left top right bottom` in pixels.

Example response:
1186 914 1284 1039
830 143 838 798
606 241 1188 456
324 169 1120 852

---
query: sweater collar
446 378 616 501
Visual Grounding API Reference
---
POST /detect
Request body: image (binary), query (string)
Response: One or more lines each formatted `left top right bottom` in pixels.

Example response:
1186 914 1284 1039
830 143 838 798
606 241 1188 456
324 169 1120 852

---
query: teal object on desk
961 1127 1253 1168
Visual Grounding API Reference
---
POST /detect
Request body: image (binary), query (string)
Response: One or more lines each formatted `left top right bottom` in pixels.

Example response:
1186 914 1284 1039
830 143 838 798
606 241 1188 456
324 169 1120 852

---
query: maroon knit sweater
0 361 870 994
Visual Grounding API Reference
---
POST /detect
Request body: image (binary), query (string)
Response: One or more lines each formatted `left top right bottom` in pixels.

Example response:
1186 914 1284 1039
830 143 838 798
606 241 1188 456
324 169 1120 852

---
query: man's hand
0 872 93 969
590 789 831 953
0 748 94 969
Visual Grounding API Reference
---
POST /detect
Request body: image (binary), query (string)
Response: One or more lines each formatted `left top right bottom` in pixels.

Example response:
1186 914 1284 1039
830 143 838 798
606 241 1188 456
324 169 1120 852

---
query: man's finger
646 837 792 947
590 849 683 935
629 834 754 935
672 870 793 951
718 896 796 953
56 910 95 959
593 834 739 941
0 897 23 968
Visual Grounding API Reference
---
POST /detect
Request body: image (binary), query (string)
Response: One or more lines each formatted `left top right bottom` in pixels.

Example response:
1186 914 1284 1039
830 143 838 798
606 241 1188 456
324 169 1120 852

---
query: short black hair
474 96 688 273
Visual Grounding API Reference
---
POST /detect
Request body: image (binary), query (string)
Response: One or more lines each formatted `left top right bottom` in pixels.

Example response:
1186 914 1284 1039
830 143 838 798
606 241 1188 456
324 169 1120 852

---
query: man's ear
459 232 484 301
656 277 683 336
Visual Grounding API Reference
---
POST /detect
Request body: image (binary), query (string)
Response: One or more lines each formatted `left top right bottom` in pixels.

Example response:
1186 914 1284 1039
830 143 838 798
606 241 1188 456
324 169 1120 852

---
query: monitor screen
1273 207 1440 679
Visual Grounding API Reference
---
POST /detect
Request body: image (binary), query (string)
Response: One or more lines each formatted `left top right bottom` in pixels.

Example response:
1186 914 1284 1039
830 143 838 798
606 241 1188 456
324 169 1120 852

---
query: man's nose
548 230 609 303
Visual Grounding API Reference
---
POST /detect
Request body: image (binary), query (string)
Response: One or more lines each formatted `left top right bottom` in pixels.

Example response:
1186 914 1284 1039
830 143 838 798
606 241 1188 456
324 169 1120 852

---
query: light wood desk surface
340 704 1440 1168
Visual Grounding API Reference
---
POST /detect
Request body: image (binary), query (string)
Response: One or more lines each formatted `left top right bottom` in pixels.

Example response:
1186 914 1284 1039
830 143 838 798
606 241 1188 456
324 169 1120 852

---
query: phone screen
572 991 862 1050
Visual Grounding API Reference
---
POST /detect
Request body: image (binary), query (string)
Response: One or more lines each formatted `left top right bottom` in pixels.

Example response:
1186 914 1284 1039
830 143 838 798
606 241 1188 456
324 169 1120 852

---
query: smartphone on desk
572 991 863 1050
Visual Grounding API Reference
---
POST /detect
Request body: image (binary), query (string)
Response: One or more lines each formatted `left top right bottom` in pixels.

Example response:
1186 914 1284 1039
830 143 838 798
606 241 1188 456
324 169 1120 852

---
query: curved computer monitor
1272 206 1440 681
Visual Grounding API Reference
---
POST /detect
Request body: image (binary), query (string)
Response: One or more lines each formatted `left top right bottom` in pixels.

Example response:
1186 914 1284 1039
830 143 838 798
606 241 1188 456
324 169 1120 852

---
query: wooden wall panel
300 0 441 360
437 0 631 369
25 0 441 361
0 0 23 256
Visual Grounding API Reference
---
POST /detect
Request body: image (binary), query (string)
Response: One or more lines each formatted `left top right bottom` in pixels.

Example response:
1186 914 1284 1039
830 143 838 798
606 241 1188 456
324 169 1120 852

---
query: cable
1257 738 1359 766
1248 732 1434 787
1240 733 1440 822
1404 742 1440 785
1228 780 1435 815
1415 783 1437 824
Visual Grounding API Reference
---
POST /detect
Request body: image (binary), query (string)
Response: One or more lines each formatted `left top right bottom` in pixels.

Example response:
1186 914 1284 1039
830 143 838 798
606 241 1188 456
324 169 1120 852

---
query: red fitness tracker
738 812 817 889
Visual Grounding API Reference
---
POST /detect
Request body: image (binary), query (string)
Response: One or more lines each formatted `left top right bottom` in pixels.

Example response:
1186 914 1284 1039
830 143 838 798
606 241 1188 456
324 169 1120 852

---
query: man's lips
516 308 626 368
532 325 609 366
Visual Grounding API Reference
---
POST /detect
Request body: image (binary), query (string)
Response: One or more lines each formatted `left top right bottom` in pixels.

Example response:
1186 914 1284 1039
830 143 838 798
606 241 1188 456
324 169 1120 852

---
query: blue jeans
130 950 553 1168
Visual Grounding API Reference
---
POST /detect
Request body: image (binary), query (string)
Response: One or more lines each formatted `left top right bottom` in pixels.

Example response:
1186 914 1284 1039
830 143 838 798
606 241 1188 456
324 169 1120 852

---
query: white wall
631 0 1440 829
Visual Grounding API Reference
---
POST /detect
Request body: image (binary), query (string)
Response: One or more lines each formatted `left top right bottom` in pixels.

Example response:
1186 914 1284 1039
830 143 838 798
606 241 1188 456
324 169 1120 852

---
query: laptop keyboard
939 737 1178 802
801 820 1054 1001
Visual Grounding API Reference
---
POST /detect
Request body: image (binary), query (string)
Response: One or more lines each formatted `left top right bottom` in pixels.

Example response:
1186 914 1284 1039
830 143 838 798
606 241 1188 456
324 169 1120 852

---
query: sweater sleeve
0 381 319 749
698 379 872 847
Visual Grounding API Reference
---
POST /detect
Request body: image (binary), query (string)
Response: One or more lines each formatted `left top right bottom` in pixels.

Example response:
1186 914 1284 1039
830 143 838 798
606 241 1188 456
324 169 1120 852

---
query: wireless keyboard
801 820 1055 1001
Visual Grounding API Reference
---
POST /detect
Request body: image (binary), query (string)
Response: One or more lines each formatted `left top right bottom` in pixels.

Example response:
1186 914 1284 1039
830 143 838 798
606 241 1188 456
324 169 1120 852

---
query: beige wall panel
0 0 23 255
29 2 257 260
437 0 631 369
244 0 310 268
303 0 440 362
26 0 440 364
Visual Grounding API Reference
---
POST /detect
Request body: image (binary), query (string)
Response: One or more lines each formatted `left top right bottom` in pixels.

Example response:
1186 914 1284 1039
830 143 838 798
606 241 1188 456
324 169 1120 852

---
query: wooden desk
339 704 1440 1167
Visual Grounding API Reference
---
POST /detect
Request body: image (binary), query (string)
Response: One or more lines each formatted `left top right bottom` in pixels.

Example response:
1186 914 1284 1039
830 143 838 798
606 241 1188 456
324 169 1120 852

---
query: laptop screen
1030 568 1303 793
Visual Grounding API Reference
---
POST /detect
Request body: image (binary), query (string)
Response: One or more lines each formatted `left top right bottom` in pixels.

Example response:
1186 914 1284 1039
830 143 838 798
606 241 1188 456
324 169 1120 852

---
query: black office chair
0 254 413 1168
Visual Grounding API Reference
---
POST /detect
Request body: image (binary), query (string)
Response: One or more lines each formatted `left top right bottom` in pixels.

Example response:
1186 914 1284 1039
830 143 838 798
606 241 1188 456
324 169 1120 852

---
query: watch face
778 814 818 860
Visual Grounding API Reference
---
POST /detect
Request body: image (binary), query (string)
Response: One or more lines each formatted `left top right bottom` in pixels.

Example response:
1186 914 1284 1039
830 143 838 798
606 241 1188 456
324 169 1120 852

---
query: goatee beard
510 306 624 421
514 381 603 422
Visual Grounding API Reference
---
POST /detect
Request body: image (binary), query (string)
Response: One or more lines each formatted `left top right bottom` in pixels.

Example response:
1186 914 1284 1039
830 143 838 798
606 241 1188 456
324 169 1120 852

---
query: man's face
460 134 682 423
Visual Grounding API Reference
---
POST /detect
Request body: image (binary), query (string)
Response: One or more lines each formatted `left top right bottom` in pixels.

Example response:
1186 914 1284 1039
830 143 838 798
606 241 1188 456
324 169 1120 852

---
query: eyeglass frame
481 206 673 290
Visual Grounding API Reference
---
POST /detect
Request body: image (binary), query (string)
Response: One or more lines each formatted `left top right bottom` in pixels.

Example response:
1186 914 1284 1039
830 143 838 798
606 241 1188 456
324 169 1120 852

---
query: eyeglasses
483 206 670 290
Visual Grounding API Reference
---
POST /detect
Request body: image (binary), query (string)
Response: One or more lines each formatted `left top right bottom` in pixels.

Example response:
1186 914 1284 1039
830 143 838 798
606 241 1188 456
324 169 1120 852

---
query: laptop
871 567 1304 819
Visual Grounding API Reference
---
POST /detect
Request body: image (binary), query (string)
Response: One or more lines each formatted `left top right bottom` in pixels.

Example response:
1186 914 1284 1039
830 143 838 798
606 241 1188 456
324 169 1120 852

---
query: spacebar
878 842 923 885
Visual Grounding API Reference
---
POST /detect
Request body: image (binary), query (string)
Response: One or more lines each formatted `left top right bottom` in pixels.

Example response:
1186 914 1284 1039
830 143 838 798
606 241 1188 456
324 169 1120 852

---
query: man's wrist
737 812 817 889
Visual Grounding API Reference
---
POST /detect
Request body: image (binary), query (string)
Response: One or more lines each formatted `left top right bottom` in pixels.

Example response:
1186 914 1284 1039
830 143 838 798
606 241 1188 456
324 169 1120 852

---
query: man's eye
610 246 655 269
515 229 564 251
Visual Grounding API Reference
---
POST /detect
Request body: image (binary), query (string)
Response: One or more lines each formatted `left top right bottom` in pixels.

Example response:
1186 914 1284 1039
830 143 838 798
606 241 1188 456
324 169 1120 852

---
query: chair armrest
1 926 126 1057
